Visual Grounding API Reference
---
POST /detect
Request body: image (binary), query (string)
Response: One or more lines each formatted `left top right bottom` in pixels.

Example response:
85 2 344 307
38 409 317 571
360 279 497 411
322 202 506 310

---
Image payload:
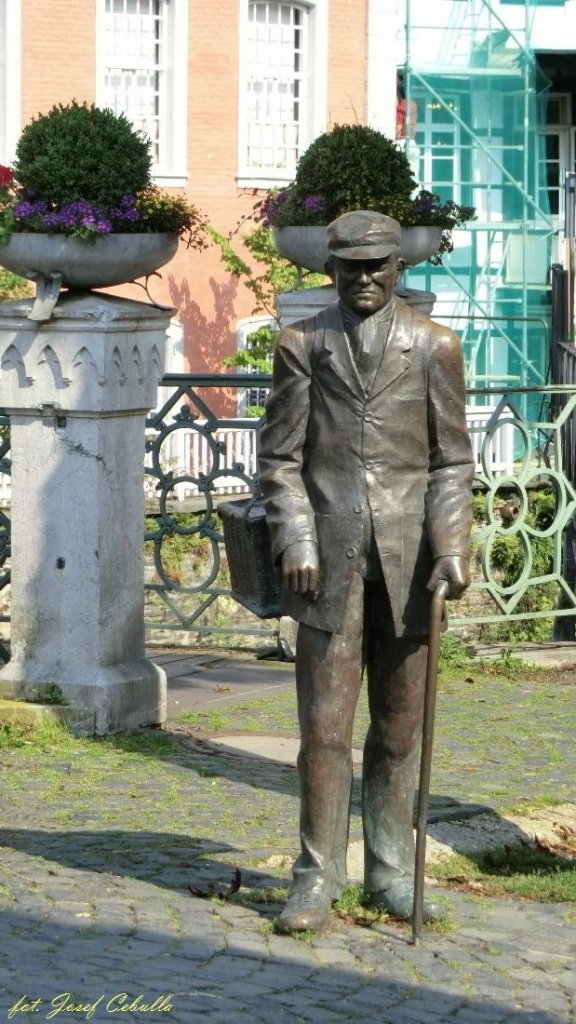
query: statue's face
331 253 400 317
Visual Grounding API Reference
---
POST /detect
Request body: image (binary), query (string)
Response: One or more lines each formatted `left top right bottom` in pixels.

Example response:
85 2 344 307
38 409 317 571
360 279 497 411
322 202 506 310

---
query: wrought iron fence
143 374 273 644
551 340 576 488
454 384 576 632
144 377 576 637
1 375 576 656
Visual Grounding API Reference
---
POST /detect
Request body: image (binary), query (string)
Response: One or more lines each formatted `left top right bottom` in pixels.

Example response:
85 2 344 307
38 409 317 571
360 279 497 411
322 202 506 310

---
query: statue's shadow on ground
0 732 568 903
0 826 283 898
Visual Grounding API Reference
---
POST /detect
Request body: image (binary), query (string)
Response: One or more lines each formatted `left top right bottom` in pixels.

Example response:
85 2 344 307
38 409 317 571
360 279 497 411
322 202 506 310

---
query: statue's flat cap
327 210 401 260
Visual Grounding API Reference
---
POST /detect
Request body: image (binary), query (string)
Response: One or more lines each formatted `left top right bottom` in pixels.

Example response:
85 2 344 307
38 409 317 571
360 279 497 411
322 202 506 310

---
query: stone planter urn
0 232 179 321
271 224 443 273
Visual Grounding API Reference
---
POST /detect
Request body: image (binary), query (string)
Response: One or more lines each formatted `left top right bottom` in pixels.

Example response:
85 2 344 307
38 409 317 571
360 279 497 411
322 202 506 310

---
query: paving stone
0 659 575 1024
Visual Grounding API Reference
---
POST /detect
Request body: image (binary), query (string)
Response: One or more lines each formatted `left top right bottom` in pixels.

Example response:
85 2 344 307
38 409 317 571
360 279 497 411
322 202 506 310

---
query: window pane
245 2 308 172
102 0 164 165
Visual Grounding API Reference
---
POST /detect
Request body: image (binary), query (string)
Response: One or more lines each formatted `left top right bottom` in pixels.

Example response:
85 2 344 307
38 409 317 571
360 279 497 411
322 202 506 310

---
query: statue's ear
396 257 406 273
325 255 336 282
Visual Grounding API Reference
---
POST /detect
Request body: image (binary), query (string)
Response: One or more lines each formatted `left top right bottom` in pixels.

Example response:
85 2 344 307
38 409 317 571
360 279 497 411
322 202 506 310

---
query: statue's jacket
258 298 475 636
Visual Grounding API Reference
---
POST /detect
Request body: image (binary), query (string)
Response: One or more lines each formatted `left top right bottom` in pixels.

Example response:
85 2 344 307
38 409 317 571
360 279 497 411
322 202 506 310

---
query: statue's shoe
366 879 445 922
275 885 332 933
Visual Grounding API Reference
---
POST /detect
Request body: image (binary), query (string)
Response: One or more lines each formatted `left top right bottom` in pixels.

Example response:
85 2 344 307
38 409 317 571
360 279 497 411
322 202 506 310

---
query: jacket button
353 505 362 514
346 547 356 558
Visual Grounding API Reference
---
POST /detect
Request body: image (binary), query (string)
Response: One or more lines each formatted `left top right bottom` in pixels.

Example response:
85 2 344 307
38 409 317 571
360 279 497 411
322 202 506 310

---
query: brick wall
13 1 373 381
327 0 367 125
21 0 95 123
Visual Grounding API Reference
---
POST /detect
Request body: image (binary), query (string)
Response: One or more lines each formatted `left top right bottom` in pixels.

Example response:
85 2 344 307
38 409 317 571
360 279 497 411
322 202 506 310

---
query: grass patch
332 885 456 932
430 846 576 903
438 634 475 675
176 710 232 732
333 884 386 927
0 882 15 903
426 914 459 935
256 920 275 935
0 716 71 751
278 926 317 942
100 730 179 757
239 885 288 906
500 796 569 816
438 634 545 681
176 694 298 734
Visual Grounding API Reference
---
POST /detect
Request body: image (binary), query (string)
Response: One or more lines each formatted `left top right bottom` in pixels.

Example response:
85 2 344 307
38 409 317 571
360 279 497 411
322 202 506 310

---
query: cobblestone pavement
0 656 574 1024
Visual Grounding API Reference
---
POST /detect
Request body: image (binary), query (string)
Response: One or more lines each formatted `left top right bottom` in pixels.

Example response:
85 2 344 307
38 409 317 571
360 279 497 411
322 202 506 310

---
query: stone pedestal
0 292 171 734
276 284 337 326
276 282 437 328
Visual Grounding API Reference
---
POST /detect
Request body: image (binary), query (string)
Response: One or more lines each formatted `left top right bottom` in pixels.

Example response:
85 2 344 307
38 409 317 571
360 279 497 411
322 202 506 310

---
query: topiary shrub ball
291 123 417 223
14 101 153 208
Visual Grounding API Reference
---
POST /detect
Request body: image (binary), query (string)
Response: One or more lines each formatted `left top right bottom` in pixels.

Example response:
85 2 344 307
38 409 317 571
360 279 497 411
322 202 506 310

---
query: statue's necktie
349 310 392 387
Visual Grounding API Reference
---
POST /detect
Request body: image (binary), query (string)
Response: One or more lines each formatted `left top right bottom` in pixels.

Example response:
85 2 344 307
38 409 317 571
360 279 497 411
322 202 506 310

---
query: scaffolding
403 0 555 409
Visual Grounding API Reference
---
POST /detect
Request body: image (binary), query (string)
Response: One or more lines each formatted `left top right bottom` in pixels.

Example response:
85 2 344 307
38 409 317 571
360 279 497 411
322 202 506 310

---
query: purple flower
14 196 115 234
260 189 290 226
43 212 62 228
14 198 48 219
303 194 324 213
109 194 141 224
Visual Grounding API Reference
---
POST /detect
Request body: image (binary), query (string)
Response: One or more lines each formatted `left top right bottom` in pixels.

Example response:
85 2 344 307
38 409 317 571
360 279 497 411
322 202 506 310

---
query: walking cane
412 577 449 945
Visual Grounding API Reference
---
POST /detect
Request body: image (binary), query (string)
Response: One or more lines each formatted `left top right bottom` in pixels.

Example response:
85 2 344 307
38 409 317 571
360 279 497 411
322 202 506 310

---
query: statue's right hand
282 540 319 597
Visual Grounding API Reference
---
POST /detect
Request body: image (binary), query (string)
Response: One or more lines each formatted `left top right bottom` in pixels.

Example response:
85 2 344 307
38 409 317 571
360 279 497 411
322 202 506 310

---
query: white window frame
237 0 327 188
416 95 462 205
96 0 188 186
0 0 21 164
236 315 275 414
538 94 573 224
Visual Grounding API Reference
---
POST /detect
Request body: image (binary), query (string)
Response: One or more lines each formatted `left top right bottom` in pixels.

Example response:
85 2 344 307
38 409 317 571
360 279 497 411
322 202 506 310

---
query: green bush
267 123 416 227
14 101 151 208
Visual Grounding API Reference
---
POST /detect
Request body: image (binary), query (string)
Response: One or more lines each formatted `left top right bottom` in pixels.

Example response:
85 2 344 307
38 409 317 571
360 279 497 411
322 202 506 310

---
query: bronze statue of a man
258 210 474 933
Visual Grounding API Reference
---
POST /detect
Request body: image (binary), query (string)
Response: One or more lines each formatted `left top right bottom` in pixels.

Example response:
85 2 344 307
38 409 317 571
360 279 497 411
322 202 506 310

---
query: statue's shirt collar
339 300 394 335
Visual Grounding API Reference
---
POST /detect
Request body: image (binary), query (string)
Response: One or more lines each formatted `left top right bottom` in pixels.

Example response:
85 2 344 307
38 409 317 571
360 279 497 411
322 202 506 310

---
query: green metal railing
142 373 275 643
1 373 576 657
454 383 576 628
140 374 576 637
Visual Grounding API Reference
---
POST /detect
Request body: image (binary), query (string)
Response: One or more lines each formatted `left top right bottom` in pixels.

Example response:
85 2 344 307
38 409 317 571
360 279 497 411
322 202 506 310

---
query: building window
238 0 327 187
0 0 21 163
96 0 188 183
236 316 274 414
538 95 573 220
416 97 462 204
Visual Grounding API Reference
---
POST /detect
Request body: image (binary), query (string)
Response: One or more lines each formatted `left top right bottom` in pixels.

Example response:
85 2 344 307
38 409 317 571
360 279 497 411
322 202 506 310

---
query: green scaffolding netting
403 0 555 417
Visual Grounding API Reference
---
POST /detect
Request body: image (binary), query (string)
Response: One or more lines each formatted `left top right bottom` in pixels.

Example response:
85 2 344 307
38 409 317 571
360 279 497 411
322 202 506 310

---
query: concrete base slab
0 658 166 735
208 733 363 766
153 651 296 715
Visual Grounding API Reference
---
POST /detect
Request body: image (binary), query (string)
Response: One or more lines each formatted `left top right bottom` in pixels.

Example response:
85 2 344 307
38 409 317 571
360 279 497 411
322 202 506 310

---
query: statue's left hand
427 556 470 600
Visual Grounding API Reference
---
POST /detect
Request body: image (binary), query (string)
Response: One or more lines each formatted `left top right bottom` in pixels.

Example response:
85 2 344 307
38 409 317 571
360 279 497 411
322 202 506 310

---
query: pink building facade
0 1 398 375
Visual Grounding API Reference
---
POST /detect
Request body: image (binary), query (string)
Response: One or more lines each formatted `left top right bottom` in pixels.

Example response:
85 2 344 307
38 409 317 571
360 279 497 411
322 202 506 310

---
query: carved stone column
0 292 171 734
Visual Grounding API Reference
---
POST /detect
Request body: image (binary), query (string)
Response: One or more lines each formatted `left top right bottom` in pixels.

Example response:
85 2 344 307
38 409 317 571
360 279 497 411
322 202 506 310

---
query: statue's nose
356 266 372 282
